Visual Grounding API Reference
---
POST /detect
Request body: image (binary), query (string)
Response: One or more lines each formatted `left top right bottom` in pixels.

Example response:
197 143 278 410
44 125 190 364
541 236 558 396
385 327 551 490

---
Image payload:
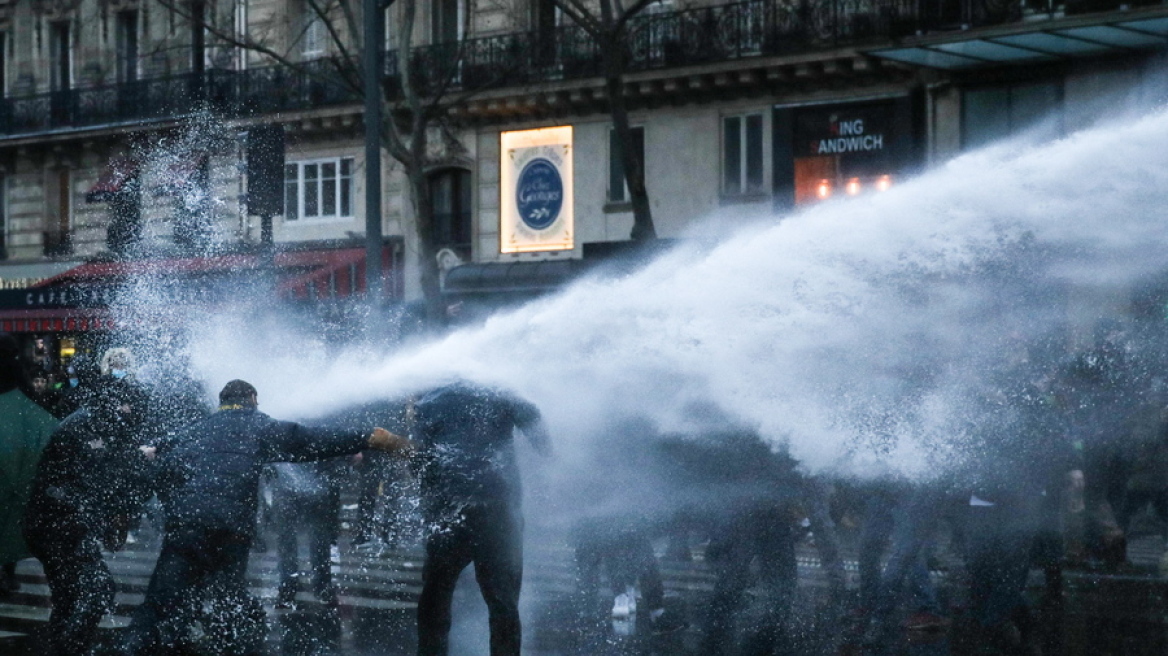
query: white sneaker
612 593 632 619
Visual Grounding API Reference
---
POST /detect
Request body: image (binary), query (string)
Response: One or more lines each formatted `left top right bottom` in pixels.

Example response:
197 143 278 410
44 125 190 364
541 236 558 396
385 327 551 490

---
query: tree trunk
405 157 446 326
603 41 656 241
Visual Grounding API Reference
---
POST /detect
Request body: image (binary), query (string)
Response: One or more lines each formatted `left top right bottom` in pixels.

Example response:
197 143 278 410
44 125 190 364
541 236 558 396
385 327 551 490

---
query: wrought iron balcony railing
0 0 1055 137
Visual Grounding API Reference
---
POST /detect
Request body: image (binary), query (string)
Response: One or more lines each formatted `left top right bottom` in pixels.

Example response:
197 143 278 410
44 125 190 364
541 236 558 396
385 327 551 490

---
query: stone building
0 0 1163 344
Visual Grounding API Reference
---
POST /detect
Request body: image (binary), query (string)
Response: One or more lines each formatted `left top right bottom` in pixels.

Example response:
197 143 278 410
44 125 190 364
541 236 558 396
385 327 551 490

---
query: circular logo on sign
516 157 563 231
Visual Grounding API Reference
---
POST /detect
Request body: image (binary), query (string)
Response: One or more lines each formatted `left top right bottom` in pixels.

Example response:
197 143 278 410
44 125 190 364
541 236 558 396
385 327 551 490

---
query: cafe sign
500 126 574 253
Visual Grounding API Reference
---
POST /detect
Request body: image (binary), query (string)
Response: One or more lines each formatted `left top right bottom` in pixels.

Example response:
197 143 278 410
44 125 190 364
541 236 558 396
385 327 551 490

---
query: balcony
0 0 1153 138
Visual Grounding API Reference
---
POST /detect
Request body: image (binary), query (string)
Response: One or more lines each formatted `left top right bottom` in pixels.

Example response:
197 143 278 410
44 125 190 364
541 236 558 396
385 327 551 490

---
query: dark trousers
965 503 1036 630
275 492 338 601
24 520 114 656
122 525 262 655
700 501 797 656
573 523 665 616
417 502 524 656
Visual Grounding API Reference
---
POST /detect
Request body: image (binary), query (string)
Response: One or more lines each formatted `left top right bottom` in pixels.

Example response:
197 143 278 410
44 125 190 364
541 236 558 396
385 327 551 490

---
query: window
116 11 139 83
44 170 72 256
49 21 71 91
284 157 353 220
235 0 249 70
963 81 1062 150
302 5 327 59
723 114 764 196
0 33 7 97
429 169 472 251
432 0 464 44
0 175 7 260
608 126 644 203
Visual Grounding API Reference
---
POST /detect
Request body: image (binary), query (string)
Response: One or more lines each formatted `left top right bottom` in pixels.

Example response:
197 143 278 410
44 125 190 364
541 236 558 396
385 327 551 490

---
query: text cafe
773 96 920 208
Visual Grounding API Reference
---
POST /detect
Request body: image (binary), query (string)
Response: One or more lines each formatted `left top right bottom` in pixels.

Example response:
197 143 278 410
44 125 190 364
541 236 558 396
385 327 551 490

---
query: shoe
612 593 632 619
901 611 951 631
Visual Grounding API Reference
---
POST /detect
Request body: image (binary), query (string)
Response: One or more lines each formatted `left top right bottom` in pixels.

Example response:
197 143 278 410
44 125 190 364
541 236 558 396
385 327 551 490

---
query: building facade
0 0 1162 349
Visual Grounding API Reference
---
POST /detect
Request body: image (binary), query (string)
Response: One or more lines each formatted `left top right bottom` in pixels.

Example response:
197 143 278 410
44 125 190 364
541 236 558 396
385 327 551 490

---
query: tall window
0 33 7 98
0 175 7 260
429 168 472 251
431 0 463 44
963 81 1062 150
608 126 644 203
284 157 353 221
723 114 764 196
44 170 72 256
235 0 249 69
302 4 326 59
49 21 71 91
116 11 139 83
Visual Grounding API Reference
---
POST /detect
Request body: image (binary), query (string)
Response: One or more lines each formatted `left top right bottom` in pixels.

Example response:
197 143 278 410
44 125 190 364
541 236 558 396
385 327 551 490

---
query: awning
868 9 1168 69
276 248 369 300
443 260 586 296
85 157 140 203
0 308 116 333
32 243 403 304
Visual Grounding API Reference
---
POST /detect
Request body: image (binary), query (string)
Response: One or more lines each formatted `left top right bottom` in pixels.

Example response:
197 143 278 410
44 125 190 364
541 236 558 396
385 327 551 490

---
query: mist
160 104 1168 494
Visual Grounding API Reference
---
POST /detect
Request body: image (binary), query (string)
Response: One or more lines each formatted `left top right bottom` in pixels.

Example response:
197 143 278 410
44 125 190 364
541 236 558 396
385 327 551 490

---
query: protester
21 379 153 656
410 381 551 656
271 458 346 608
0 333 57 597
120 379 412 655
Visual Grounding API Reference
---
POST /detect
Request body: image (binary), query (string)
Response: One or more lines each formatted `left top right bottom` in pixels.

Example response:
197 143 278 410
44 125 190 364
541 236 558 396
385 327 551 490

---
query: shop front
0 240 405 376
773 95 922 209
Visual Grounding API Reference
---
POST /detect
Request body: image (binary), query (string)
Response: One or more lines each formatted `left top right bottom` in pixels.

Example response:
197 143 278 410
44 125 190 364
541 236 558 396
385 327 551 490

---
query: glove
368 427 414 456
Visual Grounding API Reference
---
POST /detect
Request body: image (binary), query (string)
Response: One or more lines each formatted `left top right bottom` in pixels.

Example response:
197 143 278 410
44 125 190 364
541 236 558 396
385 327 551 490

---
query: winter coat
23 408 155 538
0 390 57 562
156 407 368 536
411 383 541 512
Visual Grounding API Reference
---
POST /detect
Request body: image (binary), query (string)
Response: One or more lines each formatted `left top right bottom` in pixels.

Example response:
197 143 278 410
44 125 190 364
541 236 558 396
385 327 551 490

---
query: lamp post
364 0 384 305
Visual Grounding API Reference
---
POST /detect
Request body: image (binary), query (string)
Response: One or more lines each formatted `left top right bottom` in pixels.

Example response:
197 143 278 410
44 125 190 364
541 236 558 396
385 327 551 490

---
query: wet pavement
3 525 1168 655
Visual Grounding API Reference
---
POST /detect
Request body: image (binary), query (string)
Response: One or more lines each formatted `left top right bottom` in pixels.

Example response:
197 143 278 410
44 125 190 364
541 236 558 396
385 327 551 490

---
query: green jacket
0 389 57 562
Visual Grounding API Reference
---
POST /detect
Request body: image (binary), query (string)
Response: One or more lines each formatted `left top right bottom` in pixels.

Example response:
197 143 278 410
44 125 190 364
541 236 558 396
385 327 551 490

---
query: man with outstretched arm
121 379 412 656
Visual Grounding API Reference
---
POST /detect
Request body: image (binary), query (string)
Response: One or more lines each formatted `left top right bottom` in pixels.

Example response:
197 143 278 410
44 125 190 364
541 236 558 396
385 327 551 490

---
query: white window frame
236 0 250 70
722 112 766 197
302 5 327 60
49 21 73 92
283 157 354 222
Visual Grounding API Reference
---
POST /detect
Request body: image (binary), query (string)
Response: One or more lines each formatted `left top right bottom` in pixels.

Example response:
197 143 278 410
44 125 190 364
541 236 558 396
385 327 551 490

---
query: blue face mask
111 369 127 379
69 378 79 388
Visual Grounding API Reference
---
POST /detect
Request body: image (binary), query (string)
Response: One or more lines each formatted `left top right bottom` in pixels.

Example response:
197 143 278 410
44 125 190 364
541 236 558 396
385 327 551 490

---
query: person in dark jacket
271 458 346 608
120 379 411 656
21 380 153 656
411 381 551 656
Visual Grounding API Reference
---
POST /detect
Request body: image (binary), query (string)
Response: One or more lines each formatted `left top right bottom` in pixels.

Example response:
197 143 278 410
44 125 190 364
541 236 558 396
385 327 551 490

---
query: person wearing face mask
0 333 58 596
21 380 154 656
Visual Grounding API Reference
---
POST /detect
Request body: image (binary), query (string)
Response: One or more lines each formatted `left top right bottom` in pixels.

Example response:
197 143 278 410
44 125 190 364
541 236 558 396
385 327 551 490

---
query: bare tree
157 0 498 324
551 0 658 240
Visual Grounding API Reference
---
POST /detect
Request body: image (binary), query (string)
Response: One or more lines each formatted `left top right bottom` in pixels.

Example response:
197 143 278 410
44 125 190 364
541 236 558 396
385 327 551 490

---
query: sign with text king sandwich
500 126 574 253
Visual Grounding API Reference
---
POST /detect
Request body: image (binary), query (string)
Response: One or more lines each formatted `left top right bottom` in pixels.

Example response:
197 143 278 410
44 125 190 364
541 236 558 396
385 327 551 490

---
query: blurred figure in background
0 333 58 596
22 380 154 656
271 458 346 608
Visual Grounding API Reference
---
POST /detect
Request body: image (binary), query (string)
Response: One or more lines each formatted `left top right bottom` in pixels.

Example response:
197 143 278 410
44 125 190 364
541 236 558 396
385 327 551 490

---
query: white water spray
184 105 1168 481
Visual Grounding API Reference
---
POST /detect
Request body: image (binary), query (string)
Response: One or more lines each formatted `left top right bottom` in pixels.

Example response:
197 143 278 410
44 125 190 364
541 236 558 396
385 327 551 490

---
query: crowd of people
1 315 1168 656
